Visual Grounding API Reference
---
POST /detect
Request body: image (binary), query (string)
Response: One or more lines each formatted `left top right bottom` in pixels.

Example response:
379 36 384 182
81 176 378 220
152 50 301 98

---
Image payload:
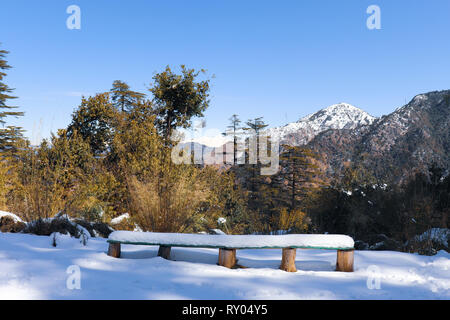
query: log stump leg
158 245 171 260
336 249 354 272
218 248 237 268
108 242 121 258
280 248 297 272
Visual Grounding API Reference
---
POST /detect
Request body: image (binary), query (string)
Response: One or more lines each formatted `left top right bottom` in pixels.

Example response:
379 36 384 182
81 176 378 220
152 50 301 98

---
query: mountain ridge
267 102 376 146
307 89 450 183
184 89 450 183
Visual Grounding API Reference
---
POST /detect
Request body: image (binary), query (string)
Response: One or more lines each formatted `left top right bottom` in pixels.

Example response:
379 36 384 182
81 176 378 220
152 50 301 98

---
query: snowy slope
0 233 448 299
267 103 376 145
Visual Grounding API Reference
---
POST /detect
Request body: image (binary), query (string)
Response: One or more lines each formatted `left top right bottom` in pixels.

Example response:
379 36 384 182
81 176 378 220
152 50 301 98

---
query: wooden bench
107 231 355 272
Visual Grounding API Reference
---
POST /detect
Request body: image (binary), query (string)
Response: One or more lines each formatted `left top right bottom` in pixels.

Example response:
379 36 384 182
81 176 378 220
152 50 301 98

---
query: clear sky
1 0 450 143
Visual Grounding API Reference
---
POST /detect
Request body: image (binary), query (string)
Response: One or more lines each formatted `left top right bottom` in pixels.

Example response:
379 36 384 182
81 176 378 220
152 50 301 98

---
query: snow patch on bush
414 228 449 247
111 213 130 225
0 211 25 224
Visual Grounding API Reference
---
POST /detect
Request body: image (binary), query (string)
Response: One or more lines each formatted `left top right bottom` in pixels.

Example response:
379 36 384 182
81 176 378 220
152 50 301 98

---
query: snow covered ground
0 232 448 300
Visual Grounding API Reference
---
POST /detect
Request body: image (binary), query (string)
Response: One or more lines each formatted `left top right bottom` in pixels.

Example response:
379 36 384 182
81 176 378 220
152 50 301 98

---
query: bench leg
336 249 354 272
158 245 171 260
108 243 121 258
218 248 236 268
280 248 297 272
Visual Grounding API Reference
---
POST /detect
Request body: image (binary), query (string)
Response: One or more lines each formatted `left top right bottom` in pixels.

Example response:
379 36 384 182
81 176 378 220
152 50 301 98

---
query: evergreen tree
223 114 242 166
150 65 210 143
0 126 24 153
255 145 323 233
67 93 119 156
108 104 161 179
110 80 146 112
242 117 269 190
236 117 275 230
277 145 321 210
243 117 269 164
0 45 23 151
338 153 377 190
244 117 268 139
244 117 268 133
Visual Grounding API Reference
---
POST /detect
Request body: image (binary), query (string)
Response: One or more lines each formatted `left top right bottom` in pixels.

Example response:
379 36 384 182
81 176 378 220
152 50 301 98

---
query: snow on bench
107 231 355 272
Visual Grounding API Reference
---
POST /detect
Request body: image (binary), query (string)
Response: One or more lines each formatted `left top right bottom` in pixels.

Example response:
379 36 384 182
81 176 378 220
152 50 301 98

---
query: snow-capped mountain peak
267 102 376 145
304 102 376 129
183 103 377 148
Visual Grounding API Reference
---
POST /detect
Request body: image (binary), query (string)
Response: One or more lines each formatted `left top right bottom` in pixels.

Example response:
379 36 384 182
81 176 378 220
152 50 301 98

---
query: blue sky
1 0 450 143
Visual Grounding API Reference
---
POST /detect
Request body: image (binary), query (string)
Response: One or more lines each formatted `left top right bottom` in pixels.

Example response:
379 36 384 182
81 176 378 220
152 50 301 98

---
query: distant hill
307 90 450 183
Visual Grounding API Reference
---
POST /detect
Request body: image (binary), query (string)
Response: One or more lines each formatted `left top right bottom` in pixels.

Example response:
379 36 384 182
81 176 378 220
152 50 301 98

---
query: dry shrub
273 207 309 233
7 170 67 222
0 160 13 209
128 167 210 233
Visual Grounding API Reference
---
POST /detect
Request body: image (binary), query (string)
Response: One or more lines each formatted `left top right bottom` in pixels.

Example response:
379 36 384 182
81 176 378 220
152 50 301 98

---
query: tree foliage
67 93 119 156
150 65 210 142
0 45 23 151
110 80 146 112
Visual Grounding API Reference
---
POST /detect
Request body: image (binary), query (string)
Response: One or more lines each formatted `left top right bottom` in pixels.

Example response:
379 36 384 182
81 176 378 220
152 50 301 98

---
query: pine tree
236 117 275 230
244 117 268 164
244 117 268 137
223 114 242 166
0 45 23 151
110 80 146 112
277 145 321 210
252 145 323 232
242 117 269 190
